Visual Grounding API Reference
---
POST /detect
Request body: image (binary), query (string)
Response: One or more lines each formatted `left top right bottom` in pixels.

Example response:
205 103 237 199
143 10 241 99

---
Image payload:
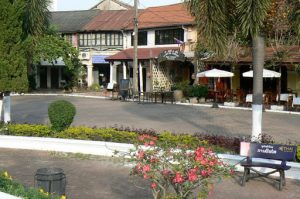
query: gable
91 0 133 10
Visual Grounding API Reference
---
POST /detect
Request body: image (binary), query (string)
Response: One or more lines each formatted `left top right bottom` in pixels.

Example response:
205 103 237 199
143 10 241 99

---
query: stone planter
270 105 285 111
198 97 206 103
224 102 239 107
173 90 183 102
189 97 198 104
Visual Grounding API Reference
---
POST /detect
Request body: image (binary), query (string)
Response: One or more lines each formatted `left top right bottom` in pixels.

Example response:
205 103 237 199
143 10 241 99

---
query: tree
0 0 28 122
186 0 300 141
20 0 51 38
31 32 81 89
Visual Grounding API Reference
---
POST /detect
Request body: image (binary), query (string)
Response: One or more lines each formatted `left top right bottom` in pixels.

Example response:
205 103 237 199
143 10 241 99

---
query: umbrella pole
212 77 219 108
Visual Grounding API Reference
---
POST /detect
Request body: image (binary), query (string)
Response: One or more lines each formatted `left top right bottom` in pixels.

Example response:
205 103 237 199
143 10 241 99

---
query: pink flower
200 159 208 165
151 182 157 189
149 140 155 146
162 170 171 176
137 150 145 159
195 156 203 162
135 163 142 173
201 170 208 177
143 173 149 179
209 161 215 167
142 165 151 173
173 172 184 184
188 169 198 182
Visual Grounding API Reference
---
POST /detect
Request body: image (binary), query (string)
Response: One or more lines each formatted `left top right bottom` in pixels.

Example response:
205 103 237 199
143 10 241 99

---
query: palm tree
185 0 300 141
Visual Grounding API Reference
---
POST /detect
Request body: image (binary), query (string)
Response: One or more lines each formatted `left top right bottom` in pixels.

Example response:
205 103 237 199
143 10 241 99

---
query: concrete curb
0 135 299 180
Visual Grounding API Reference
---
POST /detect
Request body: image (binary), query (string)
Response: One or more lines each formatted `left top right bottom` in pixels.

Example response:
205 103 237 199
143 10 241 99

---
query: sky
57 0 183 11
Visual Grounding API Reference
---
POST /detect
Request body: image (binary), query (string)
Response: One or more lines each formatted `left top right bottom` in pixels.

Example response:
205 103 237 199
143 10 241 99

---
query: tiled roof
105 47 179 60
50 10 100 33
125 3 195 30
207 46 300 63
83 10 135 31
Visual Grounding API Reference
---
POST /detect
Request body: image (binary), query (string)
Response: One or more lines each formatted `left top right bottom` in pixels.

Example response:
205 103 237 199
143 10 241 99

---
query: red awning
105 47 179 61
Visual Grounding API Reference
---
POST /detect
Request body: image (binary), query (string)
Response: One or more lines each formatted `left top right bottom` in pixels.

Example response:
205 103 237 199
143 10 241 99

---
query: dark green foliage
0 0 28 93
31 33 81 89
48 100 76 132
187 85 208 98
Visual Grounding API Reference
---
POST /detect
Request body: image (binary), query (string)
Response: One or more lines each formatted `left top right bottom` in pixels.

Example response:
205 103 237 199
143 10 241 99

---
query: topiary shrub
48 100 76 132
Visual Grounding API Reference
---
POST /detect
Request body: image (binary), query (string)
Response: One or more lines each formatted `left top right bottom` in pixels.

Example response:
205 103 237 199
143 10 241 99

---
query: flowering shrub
125 134 234 199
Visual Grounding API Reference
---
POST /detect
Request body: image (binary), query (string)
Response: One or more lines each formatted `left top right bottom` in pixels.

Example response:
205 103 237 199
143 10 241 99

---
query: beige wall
287 71 300 96
231 66 240 91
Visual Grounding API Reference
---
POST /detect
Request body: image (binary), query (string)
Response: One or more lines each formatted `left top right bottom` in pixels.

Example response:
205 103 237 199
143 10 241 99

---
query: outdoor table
245 94 266 103
246 94 252 103
293 97 300 107
277 93 296 102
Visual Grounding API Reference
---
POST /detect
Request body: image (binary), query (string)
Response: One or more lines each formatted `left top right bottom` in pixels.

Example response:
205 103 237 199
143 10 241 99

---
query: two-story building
37 0 133 89
105 3 197 92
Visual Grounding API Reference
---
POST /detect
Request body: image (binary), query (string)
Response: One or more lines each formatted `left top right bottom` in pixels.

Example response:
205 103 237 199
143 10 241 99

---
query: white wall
125 28 191 49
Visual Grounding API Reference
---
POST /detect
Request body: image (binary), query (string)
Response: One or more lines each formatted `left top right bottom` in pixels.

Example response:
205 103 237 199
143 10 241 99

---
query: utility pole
133 0 139 96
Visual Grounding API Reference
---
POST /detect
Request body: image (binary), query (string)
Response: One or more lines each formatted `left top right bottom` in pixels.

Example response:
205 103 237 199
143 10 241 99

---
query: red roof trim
105 47 180 60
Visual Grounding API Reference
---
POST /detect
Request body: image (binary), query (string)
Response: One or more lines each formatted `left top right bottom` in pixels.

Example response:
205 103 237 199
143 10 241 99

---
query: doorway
39 67 47 89
51 67 59 89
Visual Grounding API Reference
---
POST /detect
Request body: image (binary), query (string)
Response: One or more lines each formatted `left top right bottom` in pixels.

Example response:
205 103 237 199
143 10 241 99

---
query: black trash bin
35 168 66 196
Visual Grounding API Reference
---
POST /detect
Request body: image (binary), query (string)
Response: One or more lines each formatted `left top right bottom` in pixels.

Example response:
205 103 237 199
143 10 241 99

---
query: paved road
10 95 300 143
0 148 299 199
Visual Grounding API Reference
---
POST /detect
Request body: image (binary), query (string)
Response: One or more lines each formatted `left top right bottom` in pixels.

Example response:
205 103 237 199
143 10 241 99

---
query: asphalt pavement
10 95 300 143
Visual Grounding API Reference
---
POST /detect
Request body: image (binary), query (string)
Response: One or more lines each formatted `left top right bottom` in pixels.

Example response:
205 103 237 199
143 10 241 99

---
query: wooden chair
236 89 245 105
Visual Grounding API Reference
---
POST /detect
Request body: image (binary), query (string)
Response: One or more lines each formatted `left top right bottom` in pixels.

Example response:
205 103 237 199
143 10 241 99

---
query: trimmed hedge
48 100 76 132
1 124 299 159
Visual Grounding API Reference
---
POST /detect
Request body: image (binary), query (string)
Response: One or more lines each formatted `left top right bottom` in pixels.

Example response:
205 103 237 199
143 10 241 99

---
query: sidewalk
0 148 299 199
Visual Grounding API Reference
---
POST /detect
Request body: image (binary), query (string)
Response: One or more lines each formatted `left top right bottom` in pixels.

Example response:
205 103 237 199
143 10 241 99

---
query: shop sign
158 49 186 63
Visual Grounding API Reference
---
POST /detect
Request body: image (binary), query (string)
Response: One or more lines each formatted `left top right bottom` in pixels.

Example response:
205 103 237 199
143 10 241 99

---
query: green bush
89 83 101 91
55 127 138 144
48 100 76 132
6 124 52 137
186 85 208 98
297 146 300 162
0 172 59 199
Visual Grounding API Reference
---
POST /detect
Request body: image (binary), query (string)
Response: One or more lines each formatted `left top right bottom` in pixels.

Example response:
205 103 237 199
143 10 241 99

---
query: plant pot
198 97 206 103
224 102 239 107
189 97 198 104
173 90 183 102
270 105 284 111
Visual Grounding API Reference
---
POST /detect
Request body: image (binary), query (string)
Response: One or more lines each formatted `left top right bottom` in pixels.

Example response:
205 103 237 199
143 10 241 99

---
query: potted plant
194 85 208 103
171 81 189 102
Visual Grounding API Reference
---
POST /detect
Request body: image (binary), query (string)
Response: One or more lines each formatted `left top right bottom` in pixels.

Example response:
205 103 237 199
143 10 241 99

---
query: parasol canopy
196 68 234 78
242 69 281 78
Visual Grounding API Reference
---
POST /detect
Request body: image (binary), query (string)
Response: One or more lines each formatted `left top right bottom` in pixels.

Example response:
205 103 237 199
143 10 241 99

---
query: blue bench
240 142 297 190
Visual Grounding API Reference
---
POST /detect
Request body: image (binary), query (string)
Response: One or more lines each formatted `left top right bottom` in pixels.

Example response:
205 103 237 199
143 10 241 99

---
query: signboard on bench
240 142 296 161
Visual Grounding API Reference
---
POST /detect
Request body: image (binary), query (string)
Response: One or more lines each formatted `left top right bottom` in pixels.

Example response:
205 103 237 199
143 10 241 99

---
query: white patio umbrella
242 69 281 78
197 69 234 108
196 68 234 78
